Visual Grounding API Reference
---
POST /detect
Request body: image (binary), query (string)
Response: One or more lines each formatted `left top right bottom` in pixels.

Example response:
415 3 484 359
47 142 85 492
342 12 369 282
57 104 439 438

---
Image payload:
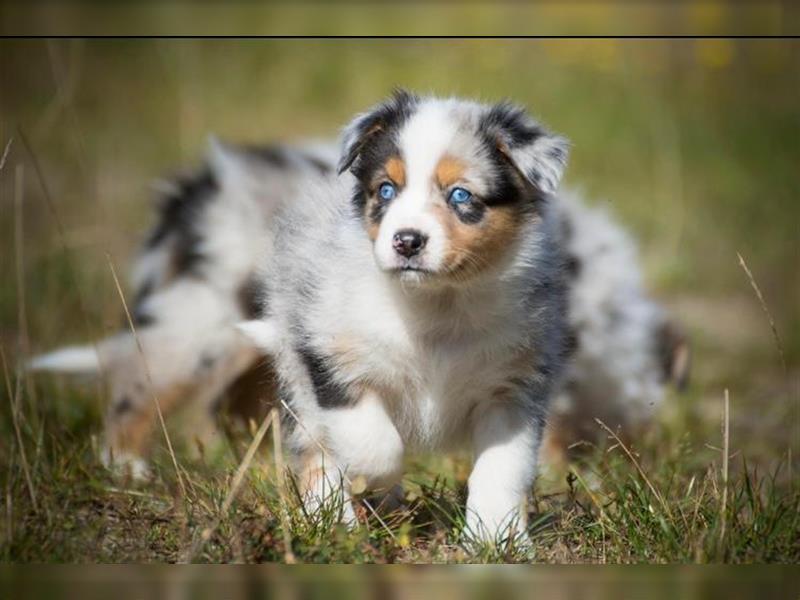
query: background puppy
30 140 337 478
544 191 689 464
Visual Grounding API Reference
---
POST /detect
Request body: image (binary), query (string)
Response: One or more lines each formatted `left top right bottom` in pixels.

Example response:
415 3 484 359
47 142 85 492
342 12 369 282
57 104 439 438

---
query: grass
1 381 797 563
0 25 798 563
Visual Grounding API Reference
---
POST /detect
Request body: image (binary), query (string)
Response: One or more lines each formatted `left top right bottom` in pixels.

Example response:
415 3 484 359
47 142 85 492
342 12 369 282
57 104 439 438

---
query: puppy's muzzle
392 229 427 258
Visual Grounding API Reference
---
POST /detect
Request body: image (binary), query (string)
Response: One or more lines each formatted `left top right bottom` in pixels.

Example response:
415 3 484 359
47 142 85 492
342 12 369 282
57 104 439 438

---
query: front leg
465 400 542 545
291 390 405 525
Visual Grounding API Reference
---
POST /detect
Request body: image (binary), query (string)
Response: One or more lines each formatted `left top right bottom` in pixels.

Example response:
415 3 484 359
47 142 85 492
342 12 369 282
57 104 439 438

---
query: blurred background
0 2 797 563
2 35 798 451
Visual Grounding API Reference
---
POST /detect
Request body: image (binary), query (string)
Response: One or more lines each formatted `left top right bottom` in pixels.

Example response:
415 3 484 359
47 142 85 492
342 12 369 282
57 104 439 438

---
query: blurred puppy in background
30 96 688 495
30 140 338 479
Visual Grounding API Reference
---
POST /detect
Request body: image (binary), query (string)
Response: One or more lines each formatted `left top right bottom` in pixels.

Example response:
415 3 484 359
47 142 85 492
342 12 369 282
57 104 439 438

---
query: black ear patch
337 89 419 175
479 102 570 196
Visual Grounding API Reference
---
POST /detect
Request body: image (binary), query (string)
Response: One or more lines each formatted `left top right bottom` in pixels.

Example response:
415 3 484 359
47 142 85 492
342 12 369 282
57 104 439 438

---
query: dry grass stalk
0 137 12 172
105 253 187 499
595 418 673 520
220 413 272 516
271 408 297 564
14 166 29 359
186 410 272 561
736 252 787 372
719 389 730 548
0 346 37 512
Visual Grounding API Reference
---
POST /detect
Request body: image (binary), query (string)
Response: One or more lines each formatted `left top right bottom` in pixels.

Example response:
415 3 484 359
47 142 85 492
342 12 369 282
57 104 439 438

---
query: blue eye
379 182 397 201
449 187 472 204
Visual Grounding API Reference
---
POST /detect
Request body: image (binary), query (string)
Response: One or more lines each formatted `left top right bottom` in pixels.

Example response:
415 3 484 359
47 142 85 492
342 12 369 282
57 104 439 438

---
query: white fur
467 402 538 542
28 345 100 374
265 96 571 544
100 447 151 481
373 102 456 272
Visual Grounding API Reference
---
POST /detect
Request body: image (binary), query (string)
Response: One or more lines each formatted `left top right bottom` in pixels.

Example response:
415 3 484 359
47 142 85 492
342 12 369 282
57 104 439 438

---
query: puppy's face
339 92 569 285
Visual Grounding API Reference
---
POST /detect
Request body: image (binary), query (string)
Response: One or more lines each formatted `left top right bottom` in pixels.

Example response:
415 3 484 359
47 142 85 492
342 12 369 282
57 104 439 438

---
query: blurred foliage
1 35 797 364
0 1 797 36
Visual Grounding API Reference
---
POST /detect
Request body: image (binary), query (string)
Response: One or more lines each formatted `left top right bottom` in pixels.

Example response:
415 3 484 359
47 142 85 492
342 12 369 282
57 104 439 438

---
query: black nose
392 229 428 258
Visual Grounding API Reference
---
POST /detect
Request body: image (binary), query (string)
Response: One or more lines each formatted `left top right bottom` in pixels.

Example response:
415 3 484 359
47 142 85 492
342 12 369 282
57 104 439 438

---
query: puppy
545 191 689 461
30 99 688 501
29 140 337 478
243 91 572 543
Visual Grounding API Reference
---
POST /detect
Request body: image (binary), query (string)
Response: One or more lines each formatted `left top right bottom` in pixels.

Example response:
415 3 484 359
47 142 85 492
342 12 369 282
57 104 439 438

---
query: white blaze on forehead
399 100 460 187
372 100 462 272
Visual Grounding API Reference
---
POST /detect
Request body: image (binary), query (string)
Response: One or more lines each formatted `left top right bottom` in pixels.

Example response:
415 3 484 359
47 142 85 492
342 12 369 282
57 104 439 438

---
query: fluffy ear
480 102 570 196
207 135 252 189
337 89 419 175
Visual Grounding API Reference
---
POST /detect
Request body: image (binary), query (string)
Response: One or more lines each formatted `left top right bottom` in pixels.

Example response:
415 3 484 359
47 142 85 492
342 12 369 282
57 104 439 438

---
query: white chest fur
309 268 528 450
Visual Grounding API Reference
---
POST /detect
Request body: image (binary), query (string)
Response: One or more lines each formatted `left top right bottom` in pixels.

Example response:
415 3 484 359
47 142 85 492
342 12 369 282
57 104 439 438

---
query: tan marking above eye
435 155 467 188
384 157 406 186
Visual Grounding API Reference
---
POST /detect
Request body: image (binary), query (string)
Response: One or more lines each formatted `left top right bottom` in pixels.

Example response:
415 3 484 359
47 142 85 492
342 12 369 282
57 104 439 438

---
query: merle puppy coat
31 93 688 538
246 91 572 542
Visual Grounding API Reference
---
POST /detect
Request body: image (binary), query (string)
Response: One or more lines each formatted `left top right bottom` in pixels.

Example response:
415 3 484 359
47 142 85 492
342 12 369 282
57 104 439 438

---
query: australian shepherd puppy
30 92 689 542
242 91 572 543
30 140 339 479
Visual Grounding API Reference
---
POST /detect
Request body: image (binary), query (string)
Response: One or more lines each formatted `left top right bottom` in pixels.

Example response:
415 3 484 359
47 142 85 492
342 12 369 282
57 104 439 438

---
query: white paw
100 447 151 481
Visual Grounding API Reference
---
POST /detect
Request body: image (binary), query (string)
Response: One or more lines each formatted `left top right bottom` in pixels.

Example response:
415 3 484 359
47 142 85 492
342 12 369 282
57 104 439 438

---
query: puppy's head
339 91 570 285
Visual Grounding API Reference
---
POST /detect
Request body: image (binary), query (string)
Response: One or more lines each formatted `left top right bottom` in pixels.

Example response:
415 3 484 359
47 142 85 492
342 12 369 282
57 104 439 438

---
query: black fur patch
478 102 552 204
656 321 690 390
297 151 334 175
476 123 534 209
351 138 404 226
351 136 403 185
451 199 487 225
132 310 156 328
235 143 334 176
296 344 353 409
244 144 290 168
339 89 418 175
237 275 268 319
558 206 582 279
565 254 582 278
562 327 579 359
130 278 156 327
114 396 133 416
480 102 545 150
199 352 216 371
351 183 368 213
146 168 218 276
367 190 392 226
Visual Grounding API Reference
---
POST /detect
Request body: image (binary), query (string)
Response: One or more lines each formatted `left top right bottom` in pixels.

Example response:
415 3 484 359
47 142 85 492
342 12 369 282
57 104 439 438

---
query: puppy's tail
27 344 102 375
658 320 691 392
